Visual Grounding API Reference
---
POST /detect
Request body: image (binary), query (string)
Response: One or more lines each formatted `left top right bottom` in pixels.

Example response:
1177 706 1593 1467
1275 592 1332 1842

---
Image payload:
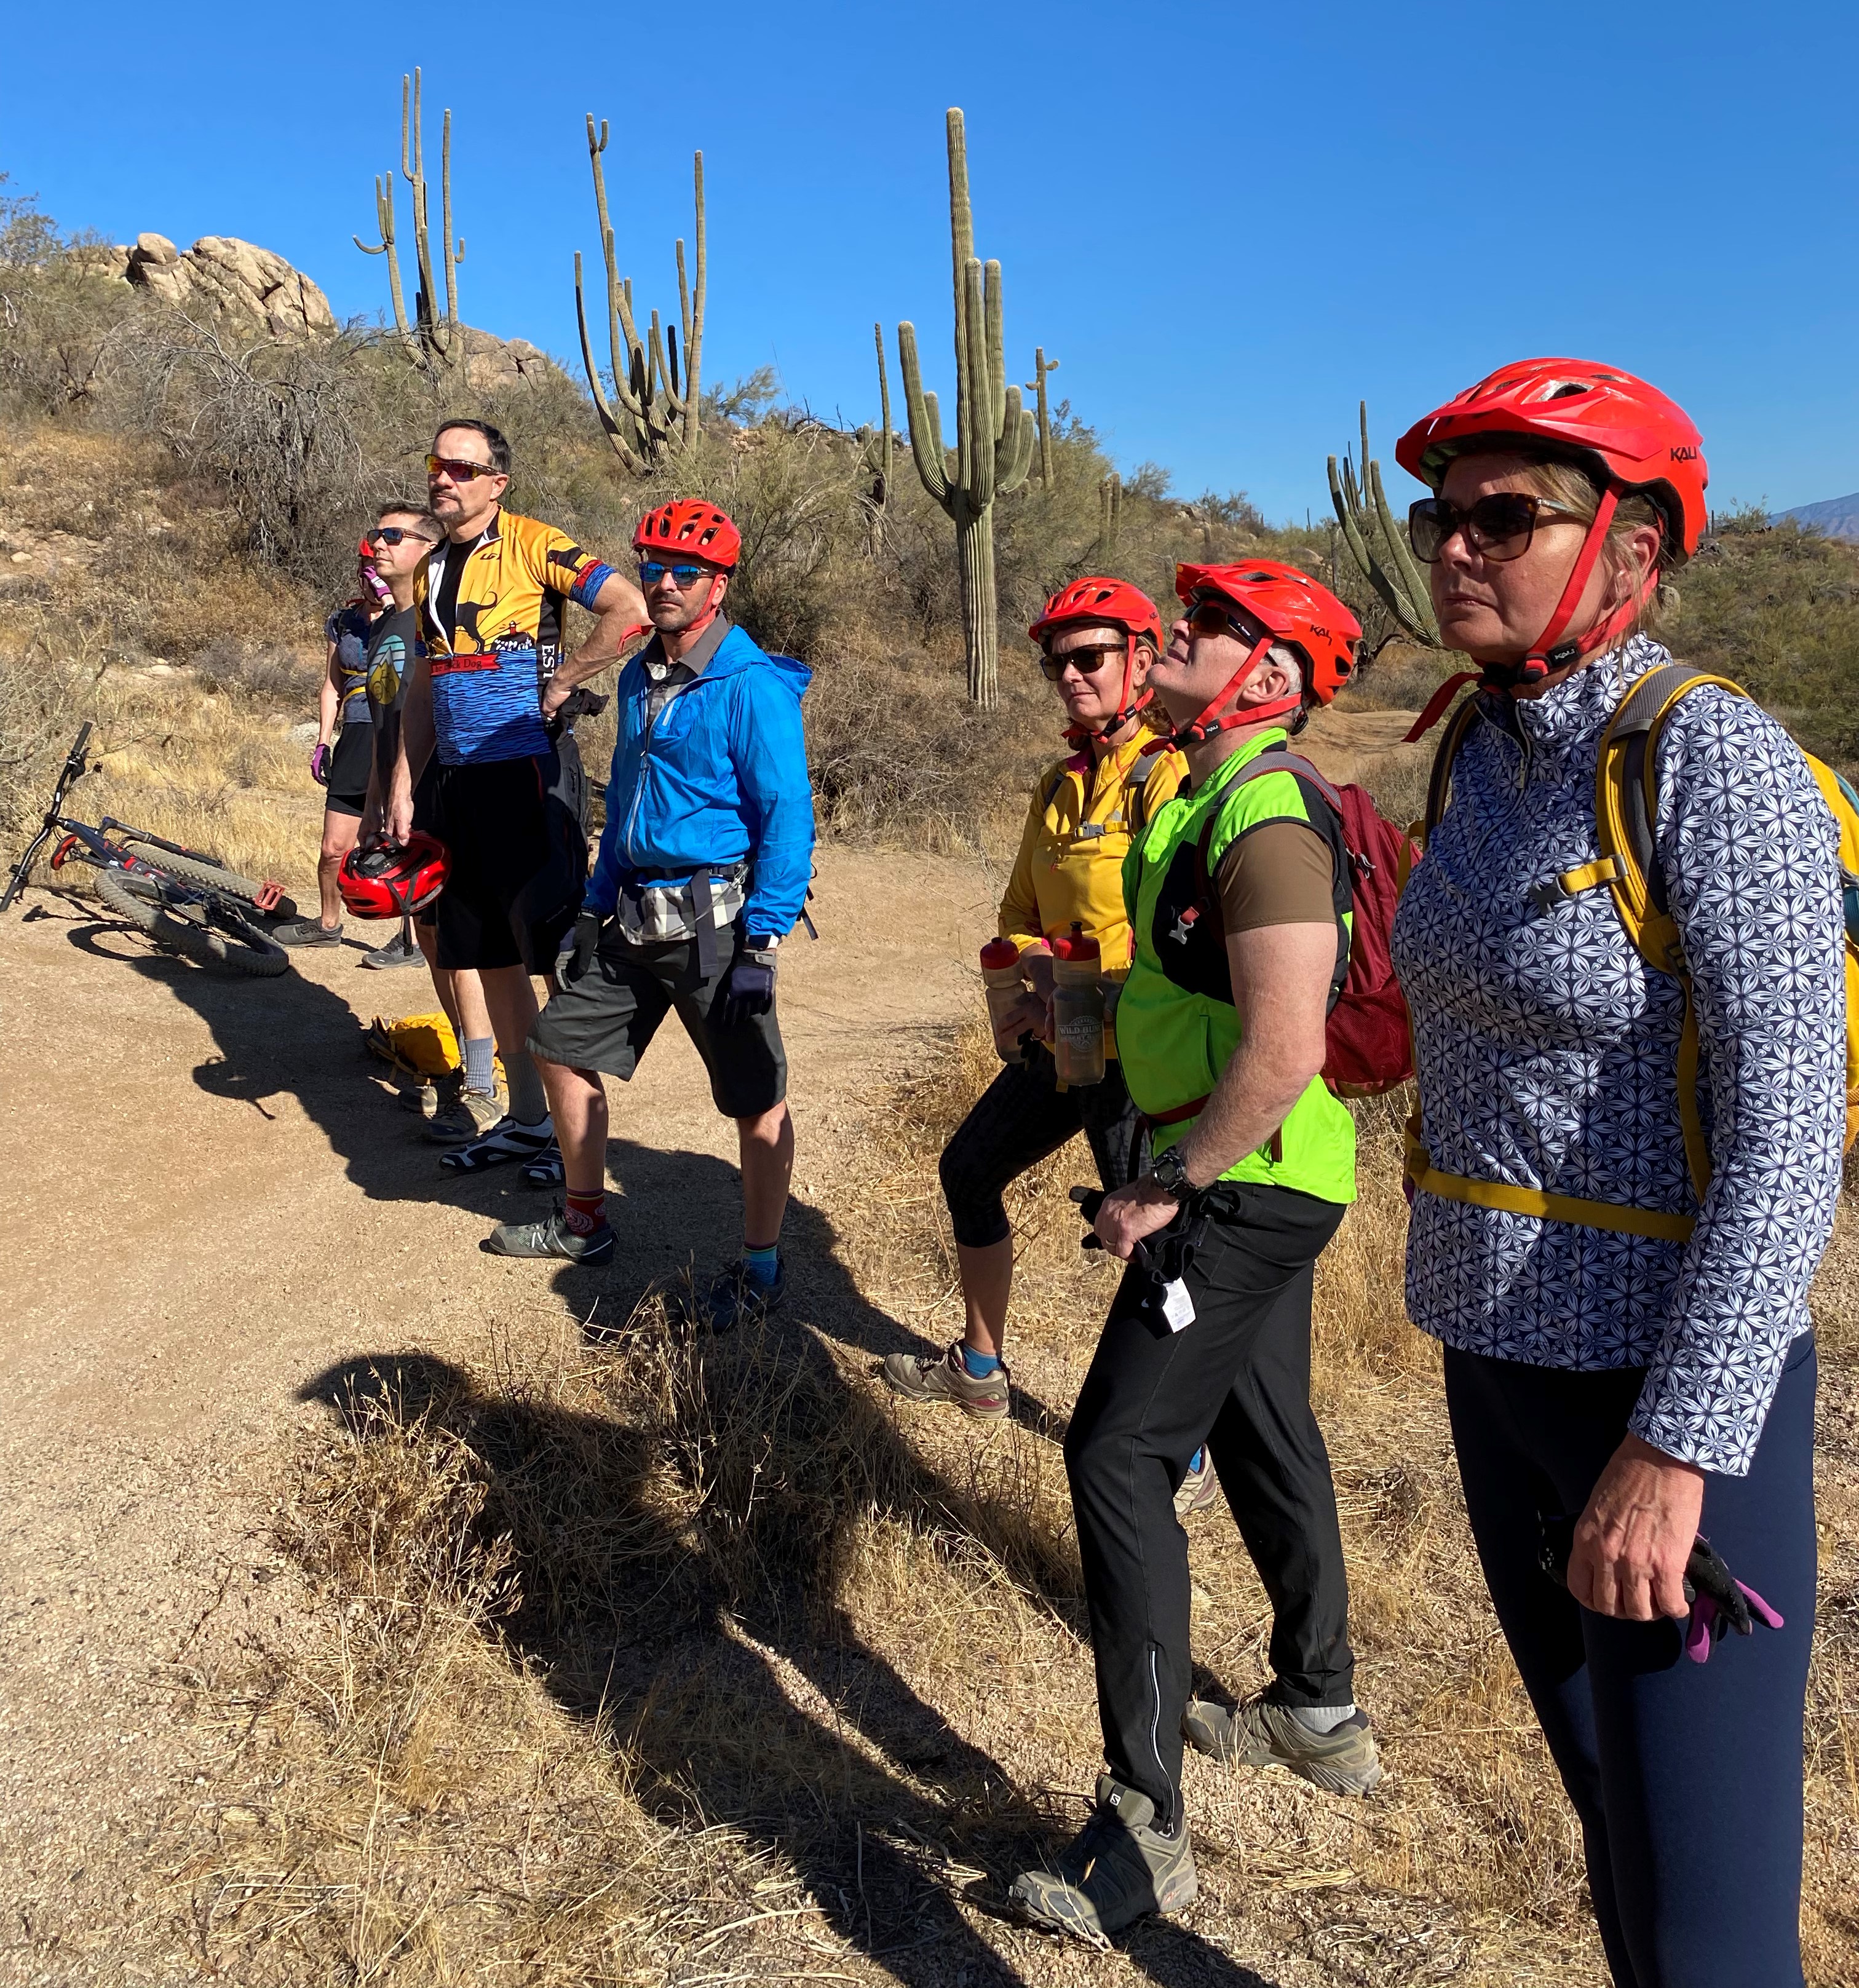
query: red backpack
1193 750 1418 1096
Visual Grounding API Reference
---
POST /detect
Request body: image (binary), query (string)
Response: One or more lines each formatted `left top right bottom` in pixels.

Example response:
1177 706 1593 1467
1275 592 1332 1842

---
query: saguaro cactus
897 108 1036 707
1096 470 1122 555
573 118 706 473
1025 347 1060 486
354 69 465 376
1328 401 1440 646
866 320 895 505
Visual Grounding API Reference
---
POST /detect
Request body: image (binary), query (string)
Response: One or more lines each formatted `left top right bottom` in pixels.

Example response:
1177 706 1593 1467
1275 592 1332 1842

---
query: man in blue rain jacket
486 500 815 1329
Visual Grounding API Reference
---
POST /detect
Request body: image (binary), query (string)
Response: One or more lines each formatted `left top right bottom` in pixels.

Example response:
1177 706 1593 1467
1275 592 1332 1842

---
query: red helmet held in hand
1030 576 1165 744
1395 358 1706 698
1160 561 1361 748
339 833 449 920
633 499 741 571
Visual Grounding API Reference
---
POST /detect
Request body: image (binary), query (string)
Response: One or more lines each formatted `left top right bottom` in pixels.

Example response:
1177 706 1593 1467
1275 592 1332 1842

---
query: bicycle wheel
115 840 299 922
97 868 290 978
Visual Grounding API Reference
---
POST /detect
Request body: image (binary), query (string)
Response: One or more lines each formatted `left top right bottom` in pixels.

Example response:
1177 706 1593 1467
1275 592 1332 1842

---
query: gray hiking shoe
1009 1775 1198 1942
272 917 343 948
1182 1695 1382 1796
426 1085 504 1143
482 1209 615 1267
1175 1450 1219 1522
360 926 422 970
881 1342 1011 1420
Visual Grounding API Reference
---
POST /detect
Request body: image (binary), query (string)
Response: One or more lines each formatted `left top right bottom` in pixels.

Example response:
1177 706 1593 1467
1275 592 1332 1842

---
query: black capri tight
938 1047 1149 1249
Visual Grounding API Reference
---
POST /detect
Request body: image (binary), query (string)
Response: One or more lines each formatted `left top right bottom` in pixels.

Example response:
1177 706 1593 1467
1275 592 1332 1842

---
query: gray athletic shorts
526 923 787 1120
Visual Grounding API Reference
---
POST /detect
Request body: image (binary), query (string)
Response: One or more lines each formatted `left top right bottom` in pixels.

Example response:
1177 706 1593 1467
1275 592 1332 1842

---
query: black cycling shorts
429 750 586 973
527 924 787 1120
322 721 374 819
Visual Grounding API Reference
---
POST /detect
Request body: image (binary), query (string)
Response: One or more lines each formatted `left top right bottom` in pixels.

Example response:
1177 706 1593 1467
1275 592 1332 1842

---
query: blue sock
1189 1447 1205 1473
462 1036 495 1095
743 1242 780 1288
959 1344 1002 1378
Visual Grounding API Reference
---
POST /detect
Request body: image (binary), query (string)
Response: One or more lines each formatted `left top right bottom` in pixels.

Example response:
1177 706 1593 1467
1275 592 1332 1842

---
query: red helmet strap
1153 633 1303 750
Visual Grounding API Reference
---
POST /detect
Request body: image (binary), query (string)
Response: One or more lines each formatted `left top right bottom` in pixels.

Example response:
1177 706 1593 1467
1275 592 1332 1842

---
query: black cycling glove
564 909 604 984
721 947 777 1026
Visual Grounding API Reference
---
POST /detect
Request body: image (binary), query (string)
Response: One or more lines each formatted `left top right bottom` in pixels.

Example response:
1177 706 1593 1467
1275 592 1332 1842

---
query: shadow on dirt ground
298 1154 1278 1988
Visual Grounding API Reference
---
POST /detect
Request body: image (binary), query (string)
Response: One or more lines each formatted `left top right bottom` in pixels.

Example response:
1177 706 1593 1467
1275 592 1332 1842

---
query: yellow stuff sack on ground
362 1010 492 1082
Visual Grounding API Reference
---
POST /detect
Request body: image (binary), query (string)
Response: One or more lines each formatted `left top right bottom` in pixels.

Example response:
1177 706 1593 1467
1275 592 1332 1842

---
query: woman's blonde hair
1474 447 1674 641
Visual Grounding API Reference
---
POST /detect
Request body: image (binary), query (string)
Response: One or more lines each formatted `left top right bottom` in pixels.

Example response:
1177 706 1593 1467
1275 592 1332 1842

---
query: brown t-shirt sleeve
1213 820 1336 931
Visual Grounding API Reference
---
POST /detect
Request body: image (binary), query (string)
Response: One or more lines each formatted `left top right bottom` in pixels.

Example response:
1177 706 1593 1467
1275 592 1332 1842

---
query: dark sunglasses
1184 598 1249 640
1038 641 1124 682
638 560 714 588
369 526 433 547
426 453 501 483
1408 492 1585 564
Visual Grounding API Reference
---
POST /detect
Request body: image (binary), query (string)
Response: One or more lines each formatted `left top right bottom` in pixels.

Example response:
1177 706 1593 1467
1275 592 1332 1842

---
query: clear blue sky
7 1 1856 521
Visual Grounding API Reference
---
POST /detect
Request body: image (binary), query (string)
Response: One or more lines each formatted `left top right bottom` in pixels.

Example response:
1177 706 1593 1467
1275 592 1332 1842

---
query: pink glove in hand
310 742 331 786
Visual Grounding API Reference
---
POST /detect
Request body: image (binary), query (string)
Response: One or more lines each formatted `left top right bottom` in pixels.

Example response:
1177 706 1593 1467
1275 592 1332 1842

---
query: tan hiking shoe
1174 1451 1219 1523
881 1342 1011 1420
1009 1775 1198 1942
1183 1694 1382 1796
426 1085 505 1144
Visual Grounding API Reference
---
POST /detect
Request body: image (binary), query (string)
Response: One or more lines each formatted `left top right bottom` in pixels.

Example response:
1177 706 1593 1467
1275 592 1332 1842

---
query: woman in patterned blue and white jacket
1389 359 1845 1988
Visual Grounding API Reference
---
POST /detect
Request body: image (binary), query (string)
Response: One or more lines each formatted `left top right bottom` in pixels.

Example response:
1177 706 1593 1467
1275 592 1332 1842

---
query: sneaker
521 1147 565 1189
1181 1695 1382 1796
881 1342 1012 1420
482 1208 615 1267
271 917 343 948
688 1254 787 1333
1174 1451 1220 1523
439 1115 555 1174
426 1086 505 1144
1009 1775 1198 1942
360 927 422 970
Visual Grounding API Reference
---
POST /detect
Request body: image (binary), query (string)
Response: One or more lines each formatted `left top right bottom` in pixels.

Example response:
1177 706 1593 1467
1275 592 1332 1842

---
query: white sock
1290 1702 1358 1733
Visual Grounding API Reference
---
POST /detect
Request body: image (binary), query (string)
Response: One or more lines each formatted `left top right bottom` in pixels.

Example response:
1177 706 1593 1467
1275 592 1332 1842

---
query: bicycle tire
115 839 298 920
96 868 290 978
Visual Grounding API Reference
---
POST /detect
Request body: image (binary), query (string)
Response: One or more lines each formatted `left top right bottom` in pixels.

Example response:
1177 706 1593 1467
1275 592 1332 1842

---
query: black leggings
1064 1182 1352 1827
1445 1338 1817 1988
938 1048 1148 1249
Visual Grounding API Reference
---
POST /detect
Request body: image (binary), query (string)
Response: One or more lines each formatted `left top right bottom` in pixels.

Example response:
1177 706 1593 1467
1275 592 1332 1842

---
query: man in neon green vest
1011 560 1376 1942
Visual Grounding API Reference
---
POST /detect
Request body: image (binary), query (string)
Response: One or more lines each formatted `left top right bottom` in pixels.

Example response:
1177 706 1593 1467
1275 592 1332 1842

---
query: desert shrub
191 635 320 703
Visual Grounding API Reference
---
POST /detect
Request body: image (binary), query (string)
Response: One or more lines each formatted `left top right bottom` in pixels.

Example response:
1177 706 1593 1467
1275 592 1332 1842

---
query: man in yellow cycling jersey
388 418 648 1176
884 579 1195 1471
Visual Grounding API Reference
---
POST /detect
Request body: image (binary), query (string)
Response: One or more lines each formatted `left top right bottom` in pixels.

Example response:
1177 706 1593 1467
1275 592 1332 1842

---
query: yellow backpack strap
1421 695 1484 849
1563 666 1748 1200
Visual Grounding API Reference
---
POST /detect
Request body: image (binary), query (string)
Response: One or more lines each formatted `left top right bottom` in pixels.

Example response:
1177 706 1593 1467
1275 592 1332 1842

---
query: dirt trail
0 843 993 1983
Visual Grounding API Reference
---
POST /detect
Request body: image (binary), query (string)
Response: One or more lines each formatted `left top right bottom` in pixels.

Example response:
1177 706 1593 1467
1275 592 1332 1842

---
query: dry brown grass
148 1000 1859 1982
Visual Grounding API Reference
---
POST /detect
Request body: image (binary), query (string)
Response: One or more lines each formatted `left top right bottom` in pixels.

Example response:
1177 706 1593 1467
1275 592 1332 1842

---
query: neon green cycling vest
1118 727 1357 1205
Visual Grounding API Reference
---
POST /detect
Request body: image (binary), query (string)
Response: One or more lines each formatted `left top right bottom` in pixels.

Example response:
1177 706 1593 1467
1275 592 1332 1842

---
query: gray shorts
526 924 787 1120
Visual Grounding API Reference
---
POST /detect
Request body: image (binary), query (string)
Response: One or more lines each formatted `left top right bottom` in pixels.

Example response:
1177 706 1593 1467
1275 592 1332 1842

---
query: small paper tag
1160 1278 1195 1333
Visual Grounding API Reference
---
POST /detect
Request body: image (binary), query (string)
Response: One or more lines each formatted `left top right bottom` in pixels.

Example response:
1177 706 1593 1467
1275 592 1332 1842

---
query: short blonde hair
1484 449 1672 641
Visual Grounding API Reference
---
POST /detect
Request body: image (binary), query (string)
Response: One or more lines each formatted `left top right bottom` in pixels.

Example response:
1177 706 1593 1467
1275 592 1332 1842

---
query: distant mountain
1770 493 1859 541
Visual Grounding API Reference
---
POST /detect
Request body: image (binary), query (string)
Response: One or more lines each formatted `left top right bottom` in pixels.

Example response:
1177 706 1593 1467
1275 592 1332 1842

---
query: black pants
1446 1339 1816 1988
1065 1182 1351 1826
938 1048 1148 1249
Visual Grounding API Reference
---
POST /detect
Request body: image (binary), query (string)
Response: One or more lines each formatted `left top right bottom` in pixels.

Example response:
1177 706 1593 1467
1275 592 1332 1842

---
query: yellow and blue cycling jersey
415 509 618 766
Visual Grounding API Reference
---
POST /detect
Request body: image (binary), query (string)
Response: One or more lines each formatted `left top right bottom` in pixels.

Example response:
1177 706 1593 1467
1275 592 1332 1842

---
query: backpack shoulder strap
1192 748 1344 909
1422 696 1484 846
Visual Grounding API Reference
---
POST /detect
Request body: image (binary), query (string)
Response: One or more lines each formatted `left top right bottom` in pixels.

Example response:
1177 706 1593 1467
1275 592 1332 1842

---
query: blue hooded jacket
586 621 815 936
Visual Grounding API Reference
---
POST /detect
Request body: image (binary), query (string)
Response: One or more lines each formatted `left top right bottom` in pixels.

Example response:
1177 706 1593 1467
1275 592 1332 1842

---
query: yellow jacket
999 728 1187 978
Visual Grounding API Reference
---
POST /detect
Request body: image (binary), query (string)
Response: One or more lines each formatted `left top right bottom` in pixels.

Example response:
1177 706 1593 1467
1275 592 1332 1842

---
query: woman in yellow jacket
886 578 1192 1428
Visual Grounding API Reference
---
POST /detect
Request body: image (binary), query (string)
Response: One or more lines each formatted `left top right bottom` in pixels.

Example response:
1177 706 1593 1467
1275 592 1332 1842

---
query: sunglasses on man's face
426 454 500 483
638 560 714 589
1184 598 1250 641
1038 641 1124 683
1408 492 1585 564
370 526 432 547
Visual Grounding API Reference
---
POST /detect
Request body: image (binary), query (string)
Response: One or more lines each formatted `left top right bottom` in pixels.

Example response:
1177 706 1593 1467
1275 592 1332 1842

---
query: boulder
108 233 336 338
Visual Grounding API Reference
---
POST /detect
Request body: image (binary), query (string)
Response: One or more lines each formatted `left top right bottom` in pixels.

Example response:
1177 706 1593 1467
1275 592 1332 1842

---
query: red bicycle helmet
1395 358 1707 706
1159 561 1361 748
633 498 741 571
1029 576 1165 743
338 833 449 920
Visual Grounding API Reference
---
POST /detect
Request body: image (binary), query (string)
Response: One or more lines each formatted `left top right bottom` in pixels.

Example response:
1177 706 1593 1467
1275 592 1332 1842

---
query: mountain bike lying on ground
1 724 295 976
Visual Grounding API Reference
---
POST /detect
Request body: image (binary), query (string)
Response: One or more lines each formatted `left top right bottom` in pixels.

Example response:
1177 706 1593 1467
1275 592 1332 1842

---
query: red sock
563 1189 606 1237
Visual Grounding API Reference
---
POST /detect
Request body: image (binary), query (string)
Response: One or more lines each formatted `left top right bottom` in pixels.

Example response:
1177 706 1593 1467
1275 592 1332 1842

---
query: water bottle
1051 923 1106 1087
980 938 1029 1061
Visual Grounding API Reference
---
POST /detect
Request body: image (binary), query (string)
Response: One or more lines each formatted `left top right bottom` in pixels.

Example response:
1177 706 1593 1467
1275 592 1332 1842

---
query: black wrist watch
1149 1145 1195 1202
